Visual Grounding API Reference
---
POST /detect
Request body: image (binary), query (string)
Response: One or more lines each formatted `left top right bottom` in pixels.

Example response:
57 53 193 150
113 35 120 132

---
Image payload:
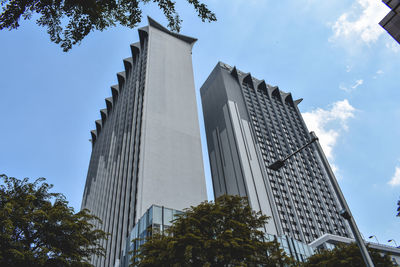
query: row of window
240 81 349 242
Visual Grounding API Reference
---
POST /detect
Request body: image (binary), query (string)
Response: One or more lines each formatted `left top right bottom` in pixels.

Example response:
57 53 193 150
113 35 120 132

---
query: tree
302 243 395 267
131 195 295 267
0 174 108 267
0 0 216 52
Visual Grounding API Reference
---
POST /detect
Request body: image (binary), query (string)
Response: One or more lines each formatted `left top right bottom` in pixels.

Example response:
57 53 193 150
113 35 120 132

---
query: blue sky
1 0 400 247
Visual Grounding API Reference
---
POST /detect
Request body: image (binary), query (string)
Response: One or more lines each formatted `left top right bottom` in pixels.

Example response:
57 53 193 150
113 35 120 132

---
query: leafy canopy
131 195 295 267
0 0 216 51
0 174 108 267
303 243 395 267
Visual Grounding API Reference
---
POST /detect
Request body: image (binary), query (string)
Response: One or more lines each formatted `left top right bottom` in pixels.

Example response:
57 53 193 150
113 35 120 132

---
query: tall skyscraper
200 62 352 245
81 17 207 267
380 0 400 44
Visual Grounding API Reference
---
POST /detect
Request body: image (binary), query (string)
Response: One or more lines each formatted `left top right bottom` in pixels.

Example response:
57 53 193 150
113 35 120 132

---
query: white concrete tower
81 17 207 267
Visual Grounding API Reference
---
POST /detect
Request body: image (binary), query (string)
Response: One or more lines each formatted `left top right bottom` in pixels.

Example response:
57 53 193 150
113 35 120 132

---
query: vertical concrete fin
231 66 240 81
105 97 113 113
269 86 280 98
283 93 295 106
256 80 268 94
138 26 149 48
111 85 119 102
117 72 126 91
242 73 255 89
294 98 303 106
130 42 141 60
90 130 97 145
95 120 102 135
123 57 133 73
100 109 107 125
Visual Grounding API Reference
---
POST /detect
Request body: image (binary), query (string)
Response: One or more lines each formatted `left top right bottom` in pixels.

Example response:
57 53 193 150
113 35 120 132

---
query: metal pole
369 235 379 244
282 136 318 161
268 136 318 171
310 131 374 267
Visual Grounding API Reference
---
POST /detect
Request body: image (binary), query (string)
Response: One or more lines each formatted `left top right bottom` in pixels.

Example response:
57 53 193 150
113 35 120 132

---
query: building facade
200 62 352 245
118 205 183 267
81 18 207 267
380 0 400 44
119 205 314 266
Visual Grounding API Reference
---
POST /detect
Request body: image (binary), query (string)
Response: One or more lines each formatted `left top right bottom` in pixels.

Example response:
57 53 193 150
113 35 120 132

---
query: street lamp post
267 131 375 267
388 239 398 247
369 235 380 244
267 135 318 171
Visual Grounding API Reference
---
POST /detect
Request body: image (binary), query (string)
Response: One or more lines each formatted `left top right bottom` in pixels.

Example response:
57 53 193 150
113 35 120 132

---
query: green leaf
0 0 217 51
131 195 295 266
0 174 109 267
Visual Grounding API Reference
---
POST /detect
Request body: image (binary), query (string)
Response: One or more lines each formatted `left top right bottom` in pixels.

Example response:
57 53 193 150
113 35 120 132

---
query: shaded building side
200 62 352 244
380 0 400 44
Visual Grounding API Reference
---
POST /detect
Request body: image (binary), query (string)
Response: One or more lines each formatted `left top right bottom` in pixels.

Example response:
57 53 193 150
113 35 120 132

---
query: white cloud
386 40 400 53
352 79 363 89
388 166 400 186
373 70 384 79
339 79 364 92
302 100 356 173
339 84 348 92
346 65 352 72
331 0 389 44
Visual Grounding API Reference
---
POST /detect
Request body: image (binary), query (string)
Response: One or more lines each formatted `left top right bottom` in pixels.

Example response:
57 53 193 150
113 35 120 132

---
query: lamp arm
282 136 318 161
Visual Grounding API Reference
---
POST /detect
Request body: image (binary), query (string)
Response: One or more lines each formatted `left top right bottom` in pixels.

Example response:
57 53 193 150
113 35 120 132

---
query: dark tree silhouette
0 0 216 51
0 174 108 267
303 243 395 267
131 195 295 267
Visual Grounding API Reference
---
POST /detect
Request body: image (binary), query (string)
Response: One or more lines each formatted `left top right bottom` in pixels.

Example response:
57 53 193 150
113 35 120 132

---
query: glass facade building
118 205 182 267
81 18 207 267
200 62 352 245
266 234 314 262
118 206 313 266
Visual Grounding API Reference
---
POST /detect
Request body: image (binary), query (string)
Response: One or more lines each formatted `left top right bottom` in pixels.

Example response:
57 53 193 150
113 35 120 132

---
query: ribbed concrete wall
81 18 206 267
